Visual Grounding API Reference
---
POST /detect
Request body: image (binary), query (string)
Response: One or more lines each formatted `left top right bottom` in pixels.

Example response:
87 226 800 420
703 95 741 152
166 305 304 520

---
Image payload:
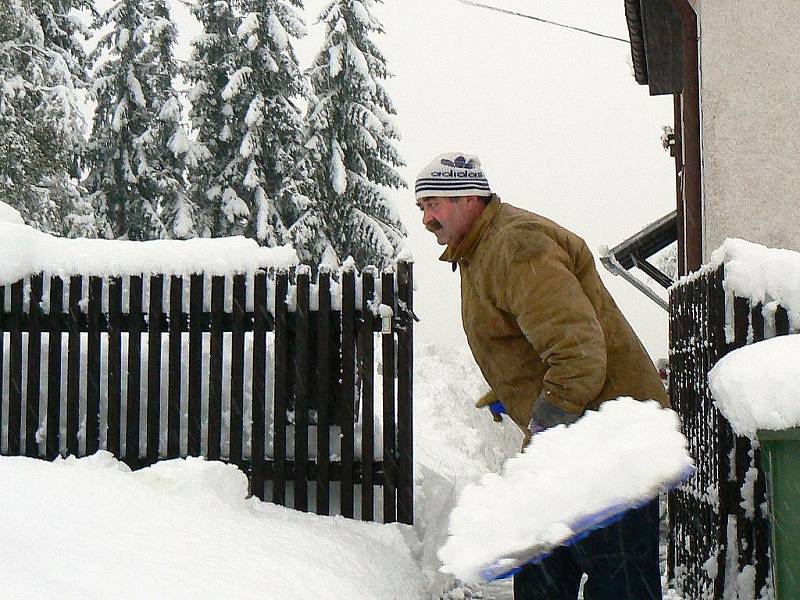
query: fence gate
0 262 414 524
669 264 795 598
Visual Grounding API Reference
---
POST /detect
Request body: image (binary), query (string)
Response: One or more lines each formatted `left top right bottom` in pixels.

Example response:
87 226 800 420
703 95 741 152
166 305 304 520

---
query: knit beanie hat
414 152 492 200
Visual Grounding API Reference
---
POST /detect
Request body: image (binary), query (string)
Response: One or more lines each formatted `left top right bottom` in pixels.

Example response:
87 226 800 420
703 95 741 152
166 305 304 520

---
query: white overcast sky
161 0 676 358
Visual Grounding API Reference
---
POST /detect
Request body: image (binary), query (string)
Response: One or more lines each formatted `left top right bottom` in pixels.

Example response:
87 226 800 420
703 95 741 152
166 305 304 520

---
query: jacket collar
439 195 501 264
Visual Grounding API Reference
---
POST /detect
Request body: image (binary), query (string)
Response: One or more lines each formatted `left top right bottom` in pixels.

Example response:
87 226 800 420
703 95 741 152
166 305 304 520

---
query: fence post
187 274 203 456
230 274 246 465
208 275 224 461
381 269 397 523
146 275 163 461
167 275 182 458
45 277 63 459
397 261 414 525
26 274 43 457
294 269 310 511
316 270 332 515
341 269 356 518
87 276 103 456
250 271 268 500
273 271 289 506
107 277 123 457
8 280 23 455
67 275 82 458
360 268 376 521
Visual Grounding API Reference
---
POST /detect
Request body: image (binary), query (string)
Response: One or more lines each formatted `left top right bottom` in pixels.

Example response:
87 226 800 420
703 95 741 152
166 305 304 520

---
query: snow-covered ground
0 343 521 599
0 341 688 599
0 453 425 600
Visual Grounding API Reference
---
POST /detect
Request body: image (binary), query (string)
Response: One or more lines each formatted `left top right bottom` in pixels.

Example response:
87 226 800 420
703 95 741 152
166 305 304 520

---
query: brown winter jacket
441 196 669 433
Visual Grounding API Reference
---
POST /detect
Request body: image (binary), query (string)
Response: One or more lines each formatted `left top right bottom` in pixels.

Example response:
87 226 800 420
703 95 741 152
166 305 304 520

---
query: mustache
426 220 442 233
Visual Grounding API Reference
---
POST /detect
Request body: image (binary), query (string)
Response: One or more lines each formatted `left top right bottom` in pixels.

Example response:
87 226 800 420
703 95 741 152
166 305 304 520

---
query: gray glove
531 392 582 429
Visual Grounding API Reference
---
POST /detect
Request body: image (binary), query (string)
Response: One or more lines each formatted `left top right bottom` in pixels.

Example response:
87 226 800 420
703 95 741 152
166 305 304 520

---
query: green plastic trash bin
758 427 800 600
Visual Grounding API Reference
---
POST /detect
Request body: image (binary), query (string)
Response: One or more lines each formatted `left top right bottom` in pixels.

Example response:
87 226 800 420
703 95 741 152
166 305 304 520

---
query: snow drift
0 453 425 600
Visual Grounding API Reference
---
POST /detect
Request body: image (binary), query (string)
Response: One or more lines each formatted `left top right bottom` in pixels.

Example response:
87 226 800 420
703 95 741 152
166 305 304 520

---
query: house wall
697 1 800 257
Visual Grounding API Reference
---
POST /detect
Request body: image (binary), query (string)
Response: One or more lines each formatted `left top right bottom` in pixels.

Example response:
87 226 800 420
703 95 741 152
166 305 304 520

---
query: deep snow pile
438 398 693 582
709 334 800 436
412 343 522 595
0 452 425 600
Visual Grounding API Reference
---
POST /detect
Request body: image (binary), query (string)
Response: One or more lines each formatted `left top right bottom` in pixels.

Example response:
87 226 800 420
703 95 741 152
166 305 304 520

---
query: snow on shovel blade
478 465 694 581
437 398 695 583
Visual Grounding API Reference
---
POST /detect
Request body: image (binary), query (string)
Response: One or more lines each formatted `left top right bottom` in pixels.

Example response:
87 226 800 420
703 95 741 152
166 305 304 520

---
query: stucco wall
698 1 800 257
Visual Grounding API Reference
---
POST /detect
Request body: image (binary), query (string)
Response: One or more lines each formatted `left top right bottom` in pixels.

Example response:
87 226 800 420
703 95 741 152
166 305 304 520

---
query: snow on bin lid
0 222 299 285
709 334 800 437
437 397 693 582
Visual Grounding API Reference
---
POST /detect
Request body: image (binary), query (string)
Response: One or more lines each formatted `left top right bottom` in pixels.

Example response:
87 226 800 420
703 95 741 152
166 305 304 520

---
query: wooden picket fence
0 262 414 524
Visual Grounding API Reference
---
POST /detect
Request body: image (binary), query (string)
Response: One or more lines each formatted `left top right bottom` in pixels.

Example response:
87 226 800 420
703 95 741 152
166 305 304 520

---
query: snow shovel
438 398 695 583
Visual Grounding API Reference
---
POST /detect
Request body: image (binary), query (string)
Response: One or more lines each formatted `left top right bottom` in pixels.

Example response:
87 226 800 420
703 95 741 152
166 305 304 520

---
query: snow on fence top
0 222 299 286
709 334 800 437
673 238 800 338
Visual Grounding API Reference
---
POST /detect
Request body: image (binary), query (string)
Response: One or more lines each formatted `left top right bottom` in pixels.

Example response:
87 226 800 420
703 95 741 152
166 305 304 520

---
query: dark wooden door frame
668 0 702 275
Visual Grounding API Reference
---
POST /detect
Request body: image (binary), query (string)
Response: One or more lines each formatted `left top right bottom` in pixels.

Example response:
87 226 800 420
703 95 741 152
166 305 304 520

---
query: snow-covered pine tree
85 0 192 240
185 0 248 239
0 0 97 236
145 0 197 239
187 0 308 246
299 0 406 268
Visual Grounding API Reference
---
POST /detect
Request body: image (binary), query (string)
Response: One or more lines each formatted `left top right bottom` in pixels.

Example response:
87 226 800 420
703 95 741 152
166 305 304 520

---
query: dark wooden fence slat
167 275 182 458
273 272 289 506
25 275 43 456
294 270 310 511
107 277 122 457
381 270 397 523
66 276 82 457
187 274 203 456
230 274 246 464
341 270 356 518
126 276 143 463
45 277 63 459
85 276 103 455
208 276 224 460
397 261 414 525
146 275 163 460
360 270 375 521
316 271 332 515
775 305 790 335
251 272 268 499
8 280 24 455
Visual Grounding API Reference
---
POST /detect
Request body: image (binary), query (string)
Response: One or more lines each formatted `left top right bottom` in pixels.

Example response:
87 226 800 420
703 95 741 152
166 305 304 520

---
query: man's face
417 196 474 247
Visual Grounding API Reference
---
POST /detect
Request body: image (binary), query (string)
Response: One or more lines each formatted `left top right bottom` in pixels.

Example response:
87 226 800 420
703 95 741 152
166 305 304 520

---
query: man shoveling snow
414 152 675 599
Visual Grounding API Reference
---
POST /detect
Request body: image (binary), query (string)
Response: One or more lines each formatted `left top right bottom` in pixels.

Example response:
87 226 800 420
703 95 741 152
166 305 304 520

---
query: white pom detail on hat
414 152 492 200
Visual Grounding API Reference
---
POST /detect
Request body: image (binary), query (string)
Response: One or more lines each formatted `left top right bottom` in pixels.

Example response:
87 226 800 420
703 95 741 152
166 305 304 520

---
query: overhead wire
455 0 631 45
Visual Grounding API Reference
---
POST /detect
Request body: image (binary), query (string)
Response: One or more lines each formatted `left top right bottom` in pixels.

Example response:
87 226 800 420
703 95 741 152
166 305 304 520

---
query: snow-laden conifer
187 0 308 246
299 0 406 268
0 0 97 236
85 0 192 240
